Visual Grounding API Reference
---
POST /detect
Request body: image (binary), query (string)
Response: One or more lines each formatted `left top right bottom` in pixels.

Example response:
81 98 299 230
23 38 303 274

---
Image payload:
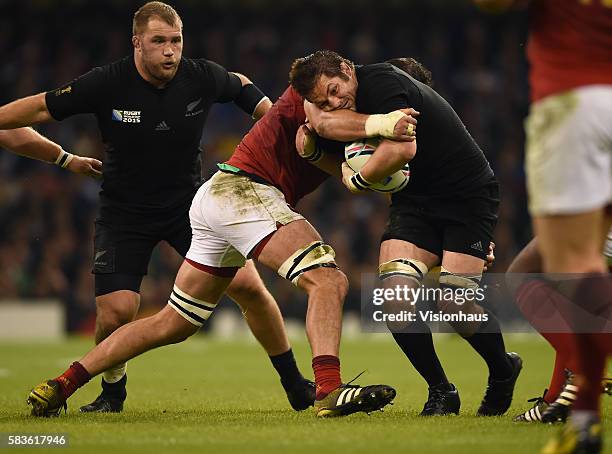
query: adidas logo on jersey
155 121 170 131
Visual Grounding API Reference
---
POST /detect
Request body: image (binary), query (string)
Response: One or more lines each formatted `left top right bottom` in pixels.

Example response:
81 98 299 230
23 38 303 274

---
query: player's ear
132 35 141 50
340 61 353 78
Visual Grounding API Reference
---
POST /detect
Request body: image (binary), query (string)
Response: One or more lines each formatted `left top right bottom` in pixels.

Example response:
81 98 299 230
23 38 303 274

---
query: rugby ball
344 138 410 193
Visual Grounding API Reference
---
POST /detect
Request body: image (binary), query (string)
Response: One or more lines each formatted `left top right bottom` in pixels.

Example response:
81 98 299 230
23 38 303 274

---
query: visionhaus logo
112 109 141 123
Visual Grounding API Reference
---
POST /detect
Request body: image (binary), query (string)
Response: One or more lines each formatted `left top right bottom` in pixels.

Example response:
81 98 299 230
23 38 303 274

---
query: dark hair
289 50 354 98
386 57 433 87
133 1 182 35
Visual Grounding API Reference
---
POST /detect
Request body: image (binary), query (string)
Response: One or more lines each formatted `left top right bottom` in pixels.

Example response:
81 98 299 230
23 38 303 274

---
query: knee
96 298 138 331
230 280 272 309
302 268 349 301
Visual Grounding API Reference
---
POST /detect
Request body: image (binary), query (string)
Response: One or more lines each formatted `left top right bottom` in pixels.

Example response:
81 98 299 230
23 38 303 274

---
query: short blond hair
132 1 182 35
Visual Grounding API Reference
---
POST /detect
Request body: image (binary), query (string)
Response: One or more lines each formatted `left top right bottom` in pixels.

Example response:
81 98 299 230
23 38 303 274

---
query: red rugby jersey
225 86 329 207
527 0 612 102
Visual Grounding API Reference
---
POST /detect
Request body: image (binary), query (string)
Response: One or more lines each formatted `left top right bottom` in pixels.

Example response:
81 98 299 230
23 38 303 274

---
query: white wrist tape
55 149 74 168
364 111 407 138
301 135 324 163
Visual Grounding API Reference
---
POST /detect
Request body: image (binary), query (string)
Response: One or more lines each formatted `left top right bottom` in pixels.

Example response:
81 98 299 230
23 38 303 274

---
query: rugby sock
312 355 341 400
103 362 126 383
566 274 612 412
572 334 606 412
270 349 305 390
540 334 572 403
463 311 513 380
514 279 574 333
514 279 577 400
55 362 91 400
391 329 449 388
101 373 127 401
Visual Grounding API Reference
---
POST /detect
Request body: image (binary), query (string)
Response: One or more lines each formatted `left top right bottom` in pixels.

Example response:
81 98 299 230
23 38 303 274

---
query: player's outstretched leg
256 220 396 417
27 261 232 417
226 260 315 411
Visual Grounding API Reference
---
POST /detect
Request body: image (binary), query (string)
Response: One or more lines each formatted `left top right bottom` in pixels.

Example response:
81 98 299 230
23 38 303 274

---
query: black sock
270 349 304 390
464 311 512 380
101 373 127 401
391 320 449 388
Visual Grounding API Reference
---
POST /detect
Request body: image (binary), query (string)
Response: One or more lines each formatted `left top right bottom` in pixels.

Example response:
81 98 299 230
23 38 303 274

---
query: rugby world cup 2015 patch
112 109 141 123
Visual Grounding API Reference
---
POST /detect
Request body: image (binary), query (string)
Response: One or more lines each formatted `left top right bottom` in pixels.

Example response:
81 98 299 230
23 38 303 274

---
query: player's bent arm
359 139 416 184
295 123 342 178
0 128 102 178
231 72 272 120
0 93 52 129
304 101 417 142
311 152 343 179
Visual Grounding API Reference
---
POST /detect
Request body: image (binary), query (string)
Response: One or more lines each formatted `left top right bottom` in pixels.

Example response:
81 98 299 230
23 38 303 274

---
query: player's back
225 86 328 207
356 63 495 197
528 0 612 101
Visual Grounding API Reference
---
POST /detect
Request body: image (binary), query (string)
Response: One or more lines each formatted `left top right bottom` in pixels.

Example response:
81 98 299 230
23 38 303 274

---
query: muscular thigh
379 239 439 269
225 259 267 304
256 219 323 272
533 209 608 273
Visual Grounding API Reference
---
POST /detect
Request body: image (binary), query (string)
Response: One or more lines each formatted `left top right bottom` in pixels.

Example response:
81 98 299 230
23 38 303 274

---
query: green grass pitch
0 335 610 453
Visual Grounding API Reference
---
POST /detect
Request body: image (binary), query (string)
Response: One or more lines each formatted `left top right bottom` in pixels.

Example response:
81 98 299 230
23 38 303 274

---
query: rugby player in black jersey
290 51 522 417
0 1 315 413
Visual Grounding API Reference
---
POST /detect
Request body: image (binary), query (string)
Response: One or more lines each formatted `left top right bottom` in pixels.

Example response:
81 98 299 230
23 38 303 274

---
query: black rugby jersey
45 56 243 221
355 63 495 197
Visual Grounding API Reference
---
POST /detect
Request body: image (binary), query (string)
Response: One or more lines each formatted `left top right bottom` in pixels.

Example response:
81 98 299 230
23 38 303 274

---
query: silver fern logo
185 98 203 117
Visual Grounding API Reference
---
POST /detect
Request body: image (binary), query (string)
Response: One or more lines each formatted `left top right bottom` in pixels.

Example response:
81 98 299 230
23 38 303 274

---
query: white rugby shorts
525 85 612 216
186 171 304 268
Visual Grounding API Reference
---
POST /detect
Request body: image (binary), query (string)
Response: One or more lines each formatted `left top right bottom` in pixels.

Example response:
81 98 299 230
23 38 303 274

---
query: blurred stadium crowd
0 0 531 332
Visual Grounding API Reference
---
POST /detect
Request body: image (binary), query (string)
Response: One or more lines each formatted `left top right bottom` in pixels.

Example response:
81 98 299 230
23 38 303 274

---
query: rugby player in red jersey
25 84 417 417
475 1 612 452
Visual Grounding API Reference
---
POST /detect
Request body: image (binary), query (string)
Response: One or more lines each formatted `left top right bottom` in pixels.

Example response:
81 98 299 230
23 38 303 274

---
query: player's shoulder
279 86 303 105
96 56 132 78
358 62 396 75
357 63 402 83
181 57 227 76
356 63 416 93
78 56 133 88
356 62 420 107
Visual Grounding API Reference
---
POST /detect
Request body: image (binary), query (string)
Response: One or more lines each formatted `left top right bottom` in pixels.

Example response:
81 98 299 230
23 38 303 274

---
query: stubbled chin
157 68 176 80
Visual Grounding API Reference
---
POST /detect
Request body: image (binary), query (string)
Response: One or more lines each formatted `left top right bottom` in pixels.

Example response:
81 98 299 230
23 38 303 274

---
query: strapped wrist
364 111 405 138
303 143 324 163
55 149 74 168
349 172 372 191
